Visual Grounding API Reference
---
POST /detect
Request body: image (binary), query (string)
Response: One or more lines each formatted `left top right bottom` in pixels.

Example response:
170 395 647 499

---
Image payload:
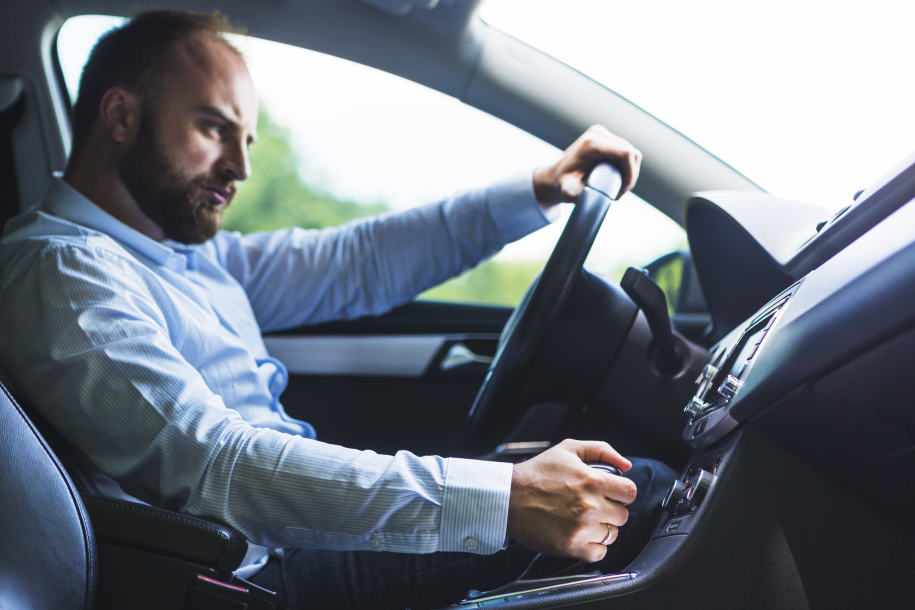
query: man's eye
207 123 225 137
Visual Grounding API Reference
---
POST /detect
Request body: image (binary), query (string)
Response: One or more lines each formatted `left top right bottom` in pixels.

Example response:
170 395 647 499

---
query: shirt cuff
486 171 552 244
439 458 513 555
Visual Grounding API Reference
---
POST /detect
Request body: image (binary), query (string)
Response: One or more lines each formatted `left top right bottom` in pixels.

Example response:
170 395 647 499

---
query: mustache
196 176 237 204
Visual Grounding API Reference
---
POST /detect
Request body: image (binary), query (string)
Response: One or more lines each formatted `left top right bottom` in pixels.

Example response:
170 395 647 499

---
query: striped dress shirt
0 174 549 572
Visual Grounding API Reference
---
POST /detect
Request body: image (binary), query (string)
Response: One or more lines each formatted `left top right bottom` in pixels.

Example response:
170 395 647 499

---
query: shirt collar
43 177 190 273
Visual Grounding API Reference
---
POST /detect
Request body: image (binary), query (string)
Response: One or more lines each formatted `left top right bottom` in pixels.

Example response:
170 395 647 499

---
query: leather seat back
0 381 97 610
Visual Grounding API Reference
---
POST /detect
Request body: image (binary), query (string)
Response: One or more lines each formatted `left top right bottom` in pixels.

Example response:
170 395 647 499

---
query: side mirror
643 251 710 343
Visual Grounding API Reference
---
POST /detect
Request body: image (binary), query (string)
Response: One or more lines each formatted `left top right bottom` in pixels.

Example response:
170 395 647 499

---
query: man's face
117 36 258 244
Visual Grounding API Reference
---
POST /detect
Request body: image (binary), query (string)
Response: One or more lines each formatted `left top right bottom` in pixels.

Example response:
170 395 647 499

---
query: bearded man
0 10 675 610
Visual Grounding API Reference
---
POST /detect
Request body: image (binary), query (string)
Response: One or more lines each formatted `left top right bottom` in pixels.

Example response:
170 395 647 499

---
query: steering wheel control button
370 537 383 549
718 375 742 400
684 469 716 507
693 418 708 437
684 397 709 417
464 536 479 551
661 480 688 514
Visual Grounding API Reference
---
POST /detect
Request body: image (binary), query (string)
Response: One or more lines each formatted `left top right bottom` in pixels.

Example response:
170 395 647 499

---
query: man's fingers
565 523 619 563
581 523 618 562
565 439 633 472
506 439 637 562
533 125 642 207
593 522 619 545
560 174 584 202
600 472 637 507
582 138 639 197
596 482 634 519
576 125 640 196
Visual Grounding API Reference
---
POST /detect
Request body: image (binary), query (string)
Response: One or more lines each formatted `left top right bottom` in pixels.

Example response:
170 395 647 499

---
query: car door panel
271 301 508 458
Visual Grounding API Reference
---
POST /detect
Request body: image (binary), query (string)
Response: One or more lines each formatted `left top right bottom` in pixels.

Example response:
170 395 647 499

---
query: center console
681 279 802 449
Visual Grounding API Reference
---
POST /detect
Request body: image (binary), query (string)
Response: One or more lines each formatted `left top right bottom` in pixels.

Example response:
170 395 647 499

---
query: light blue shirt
0 175 549 567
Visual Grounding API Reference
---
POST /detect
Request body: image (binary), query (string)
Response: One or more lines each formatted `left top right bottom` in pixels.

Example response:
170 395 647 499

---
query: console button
685 469 716 507
718 375 742 400
700 364 718 383
684 396 708 417
526 589 556 600
661 480 688 513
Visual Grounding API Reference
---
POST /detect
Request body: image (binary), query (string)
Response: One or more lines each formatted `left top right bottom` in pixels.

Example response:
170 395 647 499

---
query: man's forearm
215 173 548 332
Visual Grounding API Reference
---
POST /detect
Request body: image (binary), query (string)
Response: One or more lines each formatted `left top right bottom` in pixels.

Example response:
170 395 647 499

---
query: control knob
684 396 709 417
697 364 718 385
717 374 742 400
661 480 688 514
661 469 718 515
685 469 716 507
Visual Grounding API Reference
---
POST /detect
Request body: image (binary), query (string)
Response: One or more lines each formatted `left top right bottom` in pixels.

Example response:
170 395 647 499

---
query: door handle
440 342 494 370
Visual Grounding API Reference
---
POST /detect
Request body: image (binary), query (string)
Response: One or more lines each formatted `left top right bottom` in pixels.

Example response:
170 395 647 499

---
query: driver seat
0 381 96 609
0 378 275 609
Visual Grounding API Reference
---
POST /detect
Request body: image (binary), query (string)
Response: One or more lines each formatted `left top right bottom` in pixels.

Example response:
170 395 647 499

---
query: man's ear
98 87 141 145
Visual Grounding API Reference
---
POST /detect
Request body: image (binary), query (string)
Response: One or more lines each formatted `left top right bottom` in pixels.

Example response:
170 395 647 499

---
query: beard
117 110 233 245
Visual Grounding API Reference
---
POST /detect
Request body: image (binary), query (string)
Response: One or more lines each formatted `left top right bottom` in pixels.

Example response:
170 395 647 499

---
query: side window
57 16 686 307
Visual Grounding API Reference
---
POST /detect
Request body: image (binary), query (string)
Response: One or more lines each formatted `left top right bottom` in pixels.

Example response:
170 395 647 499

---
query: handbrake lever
620 267 683 375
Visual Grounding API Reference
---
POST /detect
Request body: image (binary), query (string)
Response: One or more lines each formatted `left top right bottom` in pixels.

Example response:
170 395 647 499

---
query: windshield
482 0 915 210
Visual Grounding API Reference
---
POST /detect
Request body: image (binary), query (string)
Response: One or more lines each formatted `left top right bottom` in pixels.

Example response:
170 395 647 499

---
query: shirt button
371 537 382 549
465 536 479 550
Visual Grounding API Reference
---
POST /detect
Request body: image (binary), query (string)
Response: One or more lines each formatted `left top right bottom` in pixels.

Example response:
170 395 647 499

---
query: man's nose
220 138 250 181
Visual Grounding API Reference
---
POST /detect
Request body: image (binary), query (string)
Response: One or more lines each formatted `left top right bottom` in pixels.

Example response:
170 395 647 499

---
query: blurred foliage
221 107 547 306
648 254 684 314
420 259 545 306
223 109 390 234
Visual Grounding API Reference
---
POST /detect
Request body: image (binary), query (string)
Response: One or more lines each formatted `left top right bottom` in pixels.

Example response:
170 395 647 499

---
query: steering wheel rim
462 163 623 454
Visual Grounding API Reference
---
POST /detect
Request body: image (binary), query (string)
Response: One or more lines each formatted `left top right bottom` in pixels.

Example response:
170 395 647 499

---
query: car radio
681 280 803 448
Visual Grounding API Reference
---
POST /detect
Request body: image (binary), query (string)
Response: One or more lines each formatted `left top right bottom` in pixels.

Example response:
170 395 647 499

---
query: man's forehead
160 35 257 127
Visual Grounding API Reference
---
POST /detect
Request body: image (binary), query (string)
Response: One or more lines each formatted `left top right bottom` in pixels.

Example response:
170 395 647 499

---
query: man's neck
63 158 166 242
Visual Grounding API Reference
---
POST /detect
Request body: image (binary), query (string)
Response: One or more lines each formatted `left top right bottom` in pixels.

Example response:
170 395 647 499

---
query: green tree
223 106 547 307
222 108 389 234
420 259 544 306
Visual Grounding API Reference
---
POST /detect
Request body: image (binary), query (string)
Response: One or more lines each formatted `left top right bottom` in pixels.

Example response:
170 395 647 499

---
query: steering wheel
462 163 628 455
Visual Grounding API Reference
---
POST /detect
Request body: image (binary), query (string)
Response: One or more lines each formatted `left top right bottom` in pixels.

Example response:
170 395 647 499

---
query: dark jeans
249 457 677 610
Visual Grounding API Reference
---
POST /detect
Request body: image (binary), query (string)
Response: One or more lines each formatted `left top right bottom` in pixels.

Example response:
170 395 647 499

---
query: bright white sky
483 0 915 211
56 0 915 271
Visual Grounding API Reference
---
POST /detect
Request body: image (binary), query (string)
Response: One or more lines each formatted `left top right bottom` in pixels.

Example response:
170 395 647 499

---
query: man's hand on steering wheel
533 125 642 209
506 440 637 564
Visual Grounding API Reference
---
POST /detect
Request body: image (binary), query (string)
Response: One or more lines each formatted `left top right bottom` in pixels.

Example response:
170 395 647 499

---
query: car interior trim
264 334 482 377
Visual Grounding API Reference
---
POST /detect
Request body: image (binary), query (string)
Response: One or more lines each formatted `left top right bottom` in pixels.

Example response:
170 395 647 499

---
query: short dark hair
69 10 242 157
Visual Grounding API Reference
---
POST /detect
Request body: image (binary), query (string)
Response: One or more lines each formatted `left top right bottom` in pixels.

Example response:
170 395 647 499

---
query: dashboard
683 150 915 537
447 151 915 609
